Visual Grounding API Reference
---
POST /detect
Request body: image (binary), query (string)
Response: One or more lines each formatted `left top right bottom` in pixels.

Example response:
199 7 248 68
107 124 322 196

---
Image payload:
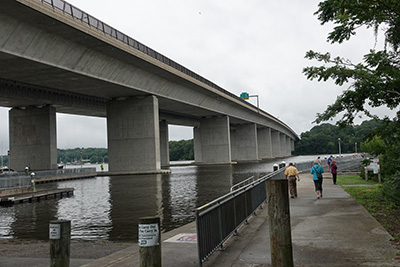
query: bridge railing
195 155 362 266
0 168 96 190
38 0 281 122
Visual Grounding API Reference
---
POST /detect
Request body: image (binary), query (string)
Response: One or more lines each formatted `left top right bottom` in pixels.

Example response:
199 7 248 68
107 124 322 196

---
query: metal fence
0 168 96 189
37 0 286 125
0 175 31 190
32 167 96 178
195 155 363 266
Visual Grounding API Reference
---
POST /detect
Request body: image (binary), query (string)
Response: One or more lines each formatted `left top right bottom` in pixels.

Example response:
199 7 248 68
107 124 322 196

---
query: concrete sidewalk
1 172 398 266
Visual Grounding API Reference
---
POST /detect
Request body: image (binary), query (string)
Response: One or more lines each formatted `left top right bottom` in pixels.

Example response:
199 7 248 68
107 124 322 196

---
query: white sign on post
49 224 61 240
138 223 159 247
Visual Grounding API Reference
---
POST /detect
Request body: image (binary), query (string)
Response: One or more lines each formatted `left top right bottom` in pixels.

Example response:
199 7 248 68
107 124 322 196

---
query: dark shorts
313 178 323 191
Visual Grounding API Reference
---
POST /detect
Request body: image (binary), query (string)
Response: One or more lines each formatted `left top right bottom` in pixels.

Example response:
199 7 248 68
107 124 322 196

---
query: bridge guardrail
195 155 362 266
38 0 284 124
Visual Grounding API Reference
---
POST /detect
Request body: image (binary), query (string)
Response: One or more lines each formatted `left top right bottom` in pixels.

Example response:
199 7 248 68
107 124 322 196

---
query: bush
382 172 400 206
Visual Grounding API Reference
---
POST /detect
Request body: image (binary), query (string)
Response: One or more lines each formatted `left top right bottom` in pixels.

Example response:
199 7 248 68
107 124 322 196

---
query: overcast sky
0 0 395 152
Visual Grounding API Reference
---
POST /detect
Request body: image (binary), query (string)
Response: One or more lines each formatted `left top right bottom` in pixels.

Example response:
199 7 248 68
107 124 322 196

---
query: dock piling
49 220 71 267
139 217 161 267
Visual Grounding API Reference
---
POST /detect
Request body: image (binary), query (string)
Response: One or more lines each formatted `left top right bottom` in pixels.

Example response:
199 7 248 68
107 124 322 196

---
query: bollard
273 164 279 171
50 220 71 267
139 217 161 267
30 172 36 192
279 161 286 169
266 179 294 267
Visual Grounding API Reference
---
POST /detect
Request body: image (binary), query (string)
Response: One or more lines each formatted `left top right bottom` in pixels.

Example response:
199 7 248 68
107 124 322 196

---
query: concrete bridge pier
159 120 170 167
9 105 58 171
106 96 161 174
271 130 281 158
194 116 231 164
280 133 288 157
231 123 258 162
257 127 272 159
286 136 292 156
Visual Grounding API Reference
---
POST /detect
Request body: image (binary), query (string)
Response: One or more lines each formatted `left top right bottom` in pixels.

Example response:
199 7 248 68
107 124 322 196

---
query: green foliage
0 155 9 167
360 135 386 156
293 120 380 155
304 0 400 203
303 0 400 127
382 173 400 206
169 139 194 161
57 148 108 164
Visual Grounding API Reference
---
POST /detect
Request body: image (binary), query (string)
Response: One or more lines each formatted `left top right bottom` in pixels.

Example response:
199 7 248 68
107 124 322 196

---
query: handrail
196 155 363 266
230 175 255 192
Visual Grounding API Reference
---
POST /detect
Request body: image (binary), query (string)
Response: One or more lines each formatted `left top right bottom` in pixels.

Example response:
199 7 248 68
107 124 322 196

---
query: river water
0 155 326 242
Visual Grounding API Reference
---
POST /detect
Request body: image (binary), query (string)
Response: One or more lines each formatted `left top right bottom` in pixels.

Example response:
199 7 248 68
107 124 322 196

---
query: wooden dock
0 188 74 205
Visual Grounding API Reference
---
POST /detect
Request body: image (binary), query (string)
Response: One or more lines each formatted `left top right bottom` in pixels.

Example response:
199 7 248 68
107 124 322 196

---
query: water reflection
0 155 327 241
57 177 112 240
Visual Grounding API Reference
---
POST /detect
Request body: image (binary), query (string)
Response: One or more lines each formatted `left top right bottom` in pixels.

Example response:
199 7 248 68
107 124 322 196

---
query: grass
340 175 400 246
337 175 378 185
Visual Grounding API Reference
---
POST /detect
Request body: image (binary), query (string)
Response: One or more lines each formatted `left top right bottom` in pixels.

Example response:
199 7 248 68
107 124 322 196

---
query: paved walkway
86 172 398 267
1 172 398 266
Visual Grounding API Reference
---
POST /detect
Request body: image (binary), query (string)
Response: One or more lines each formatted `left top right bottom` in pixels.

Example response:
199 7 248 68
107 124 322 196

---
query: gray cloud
0 0 395 151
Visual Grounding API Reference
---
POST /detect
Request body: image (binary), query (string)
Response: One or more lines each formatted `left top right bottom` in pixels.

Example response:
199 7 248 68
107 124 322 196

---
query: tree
303 0 400 204
294 121 376 155
303 0 400 127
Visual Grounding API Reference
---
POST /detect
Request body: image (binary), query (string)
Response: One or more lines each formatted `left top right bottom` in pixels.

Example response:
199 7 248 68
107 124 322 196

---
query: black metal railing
195 155 363 266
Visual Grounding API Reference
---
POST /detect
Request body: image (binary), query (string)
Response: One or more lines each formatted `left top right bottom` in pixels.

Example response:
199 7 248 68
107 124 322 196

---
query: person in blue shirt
310 161 324 199
327 155 333 171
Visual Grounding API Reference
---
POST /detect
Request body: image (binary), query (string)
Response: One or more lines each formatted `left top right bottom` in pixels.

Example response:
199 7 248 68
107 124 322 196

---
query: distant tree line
56 140 195 164
57 148 108 164
294 120 381 155
169 139 194 161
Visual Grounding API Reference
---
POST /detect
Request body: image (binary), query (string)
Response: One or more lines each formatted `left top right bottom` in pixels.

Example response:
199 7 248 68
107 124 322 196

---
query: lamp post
355 142 357 153
80 150 83 169
338 138 341 157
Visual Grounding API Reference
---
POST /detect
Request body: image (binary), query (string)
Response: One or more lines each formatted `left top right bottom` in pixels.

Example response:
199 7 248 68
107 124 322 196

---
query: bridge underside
1 0 297 173
7 97 295 173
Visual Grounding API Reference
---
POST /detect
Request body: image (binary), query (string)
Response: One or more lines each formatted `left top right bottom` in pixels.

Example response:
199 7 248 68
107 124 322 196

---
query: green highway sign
240 92 249 100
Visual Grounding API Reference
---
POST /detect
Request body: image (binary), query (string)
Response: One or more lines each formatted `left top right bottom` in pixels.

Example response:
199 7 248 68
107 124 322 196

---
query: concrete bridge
0 0 299 174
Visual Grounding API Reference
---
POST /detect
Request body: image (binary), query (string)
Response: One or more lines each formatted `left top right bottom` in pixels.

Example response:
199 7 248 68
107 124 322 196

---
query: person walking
311 161 324 199
284 163 300 198
331 160 338 184
316 156 322 166
327 155 333 171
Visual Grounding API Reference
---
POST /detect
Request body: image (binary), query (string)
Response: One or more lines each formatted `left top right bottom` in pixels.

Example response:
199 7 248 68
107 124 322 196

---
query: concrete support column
159 120 169 167
280 134 287 157
230 129 237 161
271 131 281 158
195 116 231 164
193 127 202 162
107 96 161 173
9 105 57 171
291 139 295 152
286 136 292 156
257 127 272 159
233 123 258 161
